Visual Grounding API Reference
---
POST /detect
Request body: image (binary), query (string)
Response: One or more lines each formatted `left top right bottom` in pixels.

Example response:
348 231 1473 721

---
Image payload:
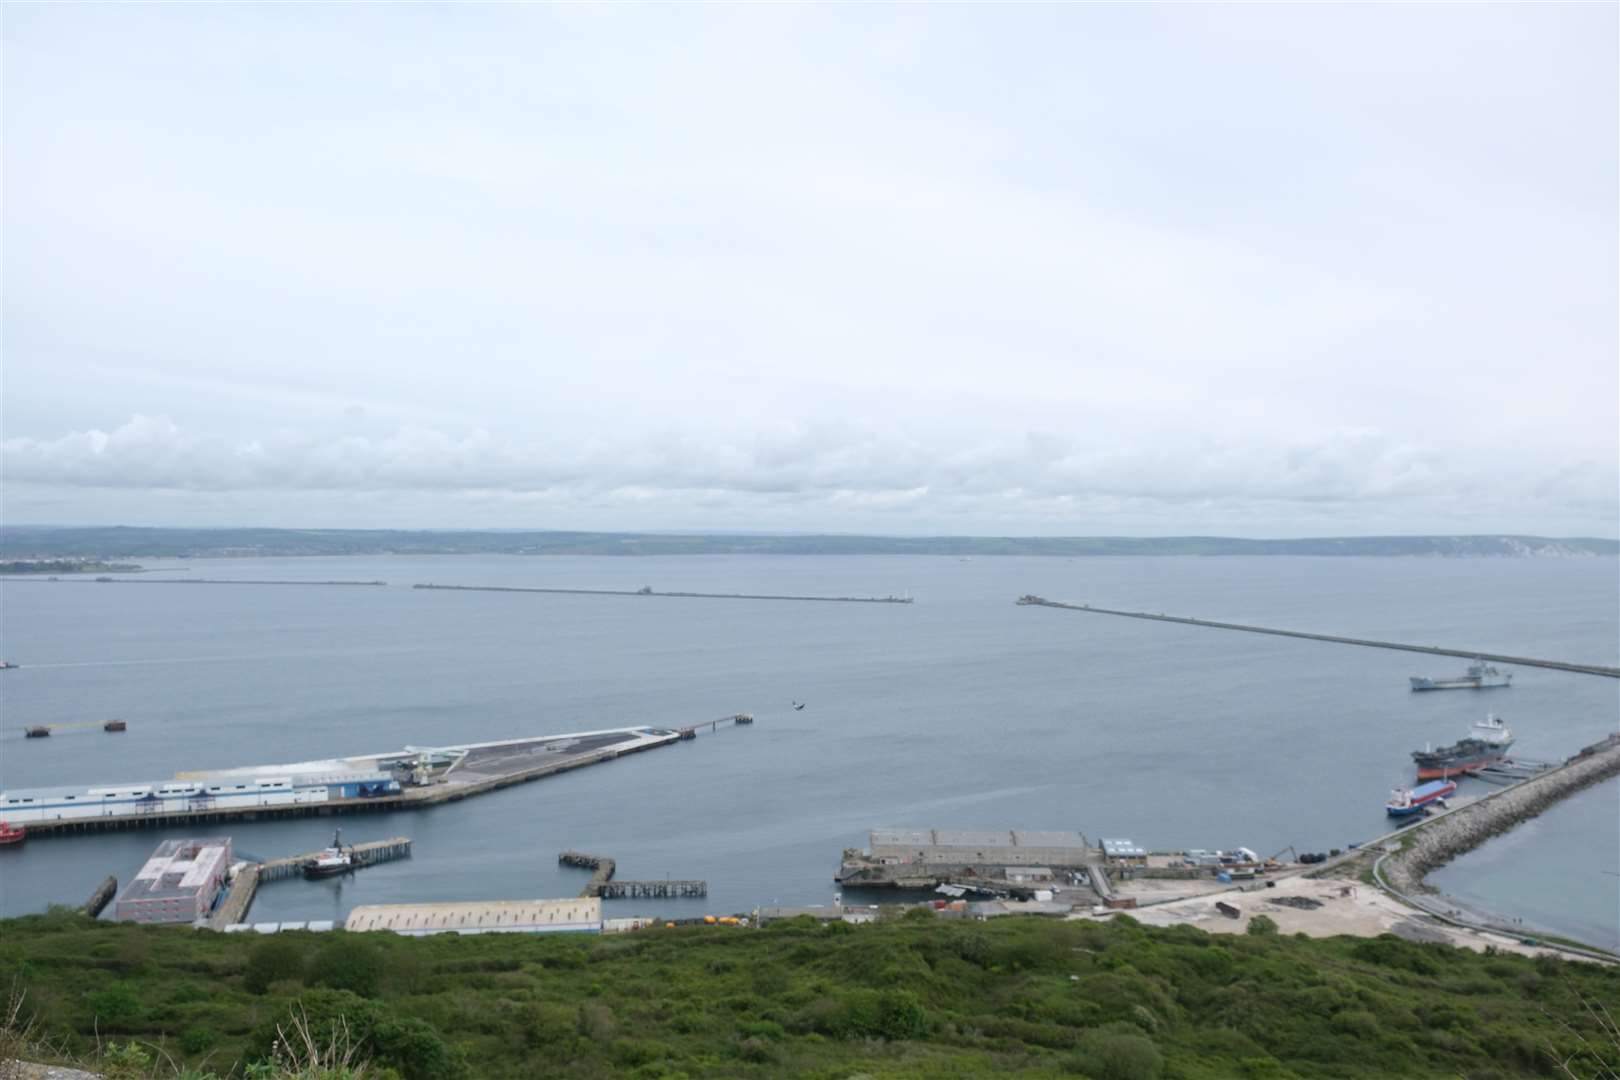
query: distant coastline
1 526 1615 560
0 558 144 575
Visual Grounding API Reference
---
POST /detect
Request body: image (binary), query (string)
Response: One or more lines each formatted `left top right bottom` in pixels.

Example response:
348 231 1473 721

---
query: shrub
522 1002 577 1048
244 937 308 994
1247 916 1279 937
87 983 142 1030
180 1026 218 1053
1076 1029 1164 1080
250 990 466 1080
310 936 386 998
578 1001 617 1042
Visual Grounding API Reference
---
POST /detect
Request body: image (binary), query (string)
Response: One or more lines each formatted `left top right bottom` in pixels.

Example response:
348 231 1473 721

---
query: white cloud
5 414 1612 535
1 4 1614 535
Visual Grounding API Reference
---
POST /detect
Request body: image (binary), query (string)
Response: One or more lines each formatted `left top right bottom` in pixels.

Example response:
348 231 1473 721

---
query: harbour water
1 554 1615 943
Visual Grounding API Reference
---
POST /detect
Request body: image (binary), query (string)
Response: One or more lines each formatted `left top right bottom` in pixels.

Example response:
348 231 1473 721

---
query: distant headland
1 526 1614 560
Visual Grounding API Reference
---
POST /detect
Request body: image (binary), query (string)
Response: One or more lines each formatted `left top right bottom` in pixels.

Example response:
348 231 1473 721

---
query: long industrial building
345 898 603 936
865 828 1094 866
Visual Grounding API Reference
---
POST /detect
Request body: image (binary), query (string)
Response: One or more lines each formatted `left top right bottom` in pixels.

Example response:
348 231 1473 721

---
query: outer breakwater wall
1382 735 1620 896
36 578 388 587
416 583 912 604
1017 596 1620 678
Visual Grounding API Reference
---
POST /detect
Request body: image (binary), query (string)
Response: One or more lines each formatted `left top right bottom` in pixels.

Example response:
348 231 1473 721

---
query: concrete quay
1017 595 1620 678
15 726 683 837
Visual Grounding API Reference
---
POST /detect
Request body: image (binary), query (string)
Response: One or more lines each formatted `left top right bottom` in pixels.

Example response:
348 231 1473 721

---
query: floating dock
5 726 685 836
1016 596 1620 678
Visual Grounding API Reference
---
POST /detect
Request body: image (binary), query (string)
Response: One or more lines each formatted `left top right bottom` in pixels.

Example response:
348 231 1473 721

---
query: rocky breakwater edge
1375 732 1620 954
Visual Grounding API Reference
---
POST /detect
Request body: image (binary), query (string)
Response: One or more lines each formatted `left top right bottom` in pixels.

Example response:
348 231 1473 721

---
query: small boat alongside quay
1386 778 1457 816
302 829 356 879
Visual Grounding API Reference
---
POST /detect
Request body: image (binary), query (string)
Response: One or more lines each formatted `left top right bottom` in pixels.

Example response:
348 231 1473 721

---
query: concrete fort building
115 837 232 924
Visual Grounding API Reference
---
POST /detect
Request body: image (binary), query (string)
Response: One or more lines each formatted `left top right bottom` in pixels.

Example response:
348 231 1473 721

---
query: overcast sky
3 4 1615 537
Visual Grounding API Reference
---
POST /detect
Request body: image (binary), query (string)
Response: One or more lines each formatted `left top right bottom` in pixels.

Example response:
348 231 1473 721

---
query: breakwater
415 583 911 604
1379 735 1620 899
17 578 388 587
1016 596 1620 678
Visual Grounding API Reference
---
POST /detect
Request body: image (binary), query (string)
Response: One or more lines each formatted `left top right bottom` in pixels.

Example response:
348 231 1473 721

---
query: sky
3 4 1616 537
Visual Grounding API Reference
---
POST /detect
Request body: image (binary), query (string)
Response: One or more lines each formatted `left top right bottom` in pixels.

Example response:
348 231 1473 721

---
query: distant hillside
1 526 1614 560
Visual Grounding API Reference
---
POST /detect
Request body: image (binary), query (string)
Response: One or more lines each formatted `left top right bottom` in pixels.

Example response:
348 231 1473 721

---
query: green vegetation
3 909 1618 1078
3 525 1615 560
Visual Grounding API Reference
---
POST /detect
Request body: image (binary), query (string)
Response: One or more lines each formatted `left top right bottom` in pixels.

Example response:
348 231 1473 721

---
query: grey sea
2 554 1616 949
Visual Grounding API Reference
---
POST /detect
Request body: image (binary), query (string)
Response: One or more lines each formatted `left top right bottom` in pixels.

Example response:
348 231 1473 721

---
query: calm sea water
1 555 1615 944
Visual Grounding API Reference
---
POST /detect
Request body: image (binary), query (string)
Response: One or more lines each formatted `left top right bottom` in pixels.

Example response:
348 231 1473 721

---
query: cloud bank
5 415 1612 536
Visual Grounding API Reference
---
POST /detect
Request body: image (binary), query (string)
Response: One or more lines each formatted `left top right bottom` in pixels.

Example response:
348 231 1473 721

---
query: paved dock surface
17 726 682 836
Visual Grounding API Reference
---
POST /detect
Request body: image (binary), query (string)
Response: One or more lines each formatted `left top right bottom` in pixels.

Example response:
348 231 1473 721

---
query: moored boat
1412 714 1515 779
0 821 25 845
1385 778 1457 816
302 828 356 879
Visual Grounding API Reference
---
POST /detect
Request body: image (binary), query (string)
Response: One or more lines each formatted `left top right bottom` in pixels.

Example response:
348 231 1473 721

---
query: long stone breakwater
1016 596 1620 678
1382 734 1620 897
416 583 912 604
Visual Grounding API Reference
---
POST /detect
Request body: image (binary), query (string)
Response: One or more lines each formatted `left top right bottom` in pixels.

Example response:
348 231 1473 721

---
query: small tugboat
301 829 356 879
0 821 25 846
1385 778 1457 816
24 726 50 739
1410 660 1512 691
103 719 127 733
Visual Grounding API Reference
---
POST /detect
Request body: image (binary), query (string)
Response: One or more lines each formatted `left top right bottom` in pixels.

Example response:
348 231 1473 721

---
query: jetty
1016 596 1620 678
415 583 911 604
559 850 707 899
6 725 692 836
209 836 412 929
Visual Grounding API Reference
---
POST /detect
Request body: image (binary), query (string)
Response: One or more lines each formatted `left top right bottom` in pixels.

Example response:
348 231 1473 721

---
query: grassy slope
2 910 1615 1080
